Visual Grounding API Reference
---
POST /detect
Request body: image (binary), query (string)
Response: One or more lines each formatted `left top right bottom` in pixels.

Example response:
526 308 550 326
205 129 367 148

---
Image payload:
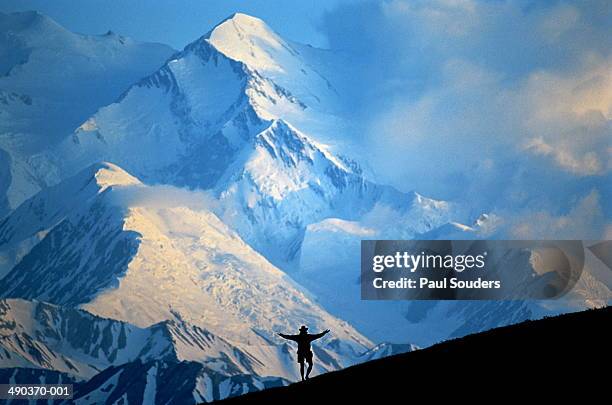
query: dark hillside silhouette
215 306 610 403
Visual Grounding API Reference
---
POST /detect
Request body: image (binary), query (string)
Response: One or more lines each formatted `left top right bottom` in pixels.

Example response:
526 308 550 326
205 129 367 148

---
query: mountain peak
0 162 140 262
205 12 288 72
87 162 141 189
211 12 268 33
227 12 265 24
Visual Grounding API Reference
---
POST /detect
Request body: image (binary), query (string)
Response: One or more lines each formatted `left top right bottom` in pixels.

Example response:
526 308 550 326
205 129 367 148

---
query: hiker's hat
299 325 308 332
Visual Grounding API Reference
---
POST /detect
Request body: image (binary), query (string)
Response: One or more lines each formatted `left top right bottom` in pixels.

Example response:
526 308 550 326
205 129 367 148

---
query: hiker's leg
300 361 305 381
306 358 313 379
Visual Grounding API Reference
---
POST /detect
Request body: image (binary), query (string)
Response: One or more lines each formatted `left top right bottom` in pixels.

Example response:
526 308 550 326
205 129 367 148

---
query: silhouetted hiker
278 326 330 381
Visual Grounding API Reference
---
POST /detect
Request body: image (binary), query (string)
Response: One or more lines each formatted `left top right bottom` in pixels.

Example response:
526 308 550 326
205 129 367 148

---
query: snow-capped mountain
49 13 458 269
0 15 437 399
0 11 174 216
0 163 371 378
0 163 370 347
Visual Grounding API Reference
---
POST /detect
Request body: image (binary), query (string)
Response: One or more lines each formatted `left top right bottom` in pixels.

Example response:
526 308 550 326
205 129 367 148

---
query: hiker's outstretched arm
278 333 297 341
310 329 330 340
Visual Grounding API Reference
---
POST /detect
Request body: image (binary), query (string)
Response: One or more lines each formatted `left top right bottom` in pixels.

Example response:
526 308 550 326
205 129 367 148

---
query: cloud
108 184 218 211
319 0 611 231
520 60 611 176
524 137 605 176
508 190 608 239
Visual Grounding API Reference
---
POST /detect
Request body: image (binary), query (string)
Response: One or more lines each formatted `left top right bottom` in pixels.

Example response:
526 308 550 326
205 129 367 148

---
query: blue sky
0 0 349 49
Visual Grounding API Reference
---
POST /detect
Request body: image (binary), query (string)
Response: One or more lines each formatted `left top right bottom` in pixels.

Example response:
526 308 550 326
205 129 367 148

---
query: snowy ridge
0 298 173 378
0 297 287 378
0 299 289 403
0 297 284 379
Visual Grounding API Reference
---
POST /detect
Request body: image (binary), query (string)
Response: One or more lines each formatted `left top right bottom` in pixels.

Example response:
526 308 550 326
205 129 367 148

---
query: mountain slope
0 11 174 214
218 306 611 403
